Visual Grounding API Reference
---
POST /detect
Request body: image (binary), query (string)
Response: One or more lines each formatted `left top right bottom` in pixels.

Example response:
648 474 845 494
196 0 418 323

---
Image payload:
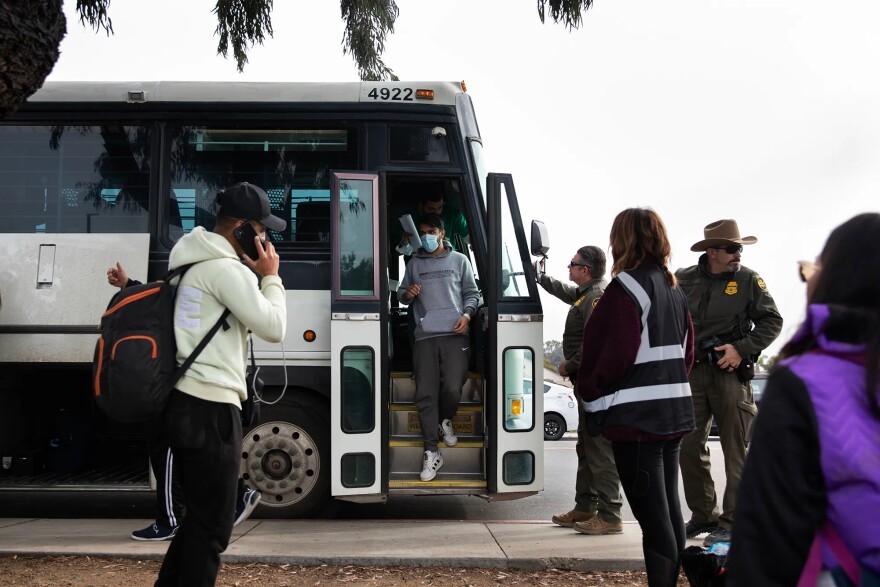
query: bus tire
240 396 332 518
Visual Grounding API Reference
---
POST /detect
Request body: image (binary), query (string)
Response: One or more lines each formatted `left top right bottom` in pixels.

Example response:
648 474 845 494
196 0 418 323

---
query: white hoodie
169 226 287 407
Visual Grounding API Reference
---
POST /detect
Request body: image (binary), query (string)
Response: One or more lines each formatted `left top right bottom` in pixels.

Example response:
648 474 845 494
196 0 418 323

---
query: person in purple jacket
727 213 880 586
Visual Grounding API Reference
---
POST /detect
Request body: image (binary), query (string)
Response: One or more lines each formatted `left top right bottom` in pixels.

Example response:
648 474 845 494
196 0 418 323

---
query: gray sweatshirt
398 240 481 342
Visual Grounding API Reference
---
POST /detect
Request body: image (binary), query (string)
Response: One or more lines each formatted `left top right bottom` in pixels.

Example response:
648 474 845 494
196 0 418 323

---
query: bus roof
28 81 467 106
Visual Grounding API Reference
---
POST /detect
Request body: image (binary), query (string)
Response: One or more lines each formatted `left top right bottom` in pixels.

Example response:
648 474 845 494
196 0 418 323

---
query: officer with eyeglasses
534 247 623 536
675 219 782 547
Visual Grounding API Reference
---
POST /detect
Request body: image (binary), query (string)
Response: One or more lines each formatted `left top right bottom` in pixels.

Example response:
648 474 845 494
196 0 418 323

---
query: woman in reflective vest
575 207 696 587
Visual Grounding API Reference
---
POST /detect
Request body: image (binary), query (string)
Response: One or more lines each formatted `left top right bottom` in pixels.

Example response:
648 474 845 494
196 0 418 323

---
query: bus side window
295 201 331 242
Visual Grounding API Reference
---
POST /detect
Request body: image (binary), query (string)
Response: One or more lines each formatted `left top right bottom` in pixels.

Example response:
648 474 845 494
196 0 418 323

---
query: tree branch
214 0 274 72
536 0 594 31
76 0 113 35
340 0 399 82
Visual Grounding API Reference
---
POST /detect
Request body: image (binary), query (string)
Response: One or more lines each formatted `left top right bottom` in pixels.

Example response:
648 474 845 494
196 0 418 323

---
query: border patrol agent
675 219 782 546
536 246 623 535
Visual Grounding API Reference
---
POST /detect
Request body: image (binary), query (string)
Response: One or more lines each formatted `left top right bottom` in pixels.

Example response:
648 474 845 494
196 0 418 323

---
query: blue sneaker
233 487 261 527
131 522 177 541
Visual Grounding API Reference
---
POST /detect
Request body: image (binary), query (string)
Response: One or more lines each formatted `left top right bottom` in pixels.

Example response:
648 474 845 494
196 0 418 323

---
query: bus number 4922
367 87 413 101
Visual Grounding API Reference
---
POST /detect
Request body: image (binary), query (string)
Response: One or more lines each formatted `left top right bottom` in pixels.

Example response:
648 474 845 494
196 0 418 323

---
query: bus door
329 172 387 501
486 173 544 496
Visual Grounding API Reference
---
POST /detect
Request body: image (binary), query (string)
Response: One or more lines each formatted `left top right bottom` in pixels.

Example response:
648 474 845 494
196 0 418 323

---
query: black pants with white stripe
148 433 185 528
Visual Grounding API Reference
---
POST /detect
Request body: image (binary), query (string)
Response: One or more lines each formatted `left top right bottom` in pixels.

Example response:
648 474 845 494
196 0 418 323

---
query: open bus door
328 172 387 502
486 173 544 496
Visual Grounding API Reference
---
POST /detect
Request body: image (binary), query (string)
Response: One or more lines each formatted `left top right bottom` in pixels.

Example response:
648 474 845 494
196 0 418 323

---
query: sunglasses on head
798 260 819 283
709 244 743 254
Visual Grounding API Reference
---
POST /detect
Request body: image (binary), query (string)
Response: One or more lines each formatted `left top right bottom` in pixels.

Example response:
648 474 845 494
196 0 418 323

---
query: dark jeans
612 438 686 587
155 391 242 587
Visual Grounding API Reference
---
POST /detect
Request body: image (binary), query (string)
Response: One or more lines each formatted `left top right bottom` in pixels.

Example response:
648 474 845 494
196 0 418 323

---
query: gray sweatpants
413 334 470 452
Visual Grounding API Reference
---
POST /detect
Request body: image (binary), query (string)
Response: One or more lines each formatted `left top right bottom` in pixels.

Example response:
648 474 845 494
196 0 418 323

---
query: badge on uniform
756 277 768 291
725 281 738 295
592 298 600 308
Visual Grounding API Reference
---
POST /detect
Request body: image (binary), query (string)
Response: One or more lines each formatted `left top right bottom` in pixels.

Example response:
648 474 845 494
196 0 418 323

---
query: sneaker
551 509 596 528
439 419 458 447
685 519 719 538
420 450 444 481
234 487 262 527
131 522 177 541
573 516 624 535
703 526 731 546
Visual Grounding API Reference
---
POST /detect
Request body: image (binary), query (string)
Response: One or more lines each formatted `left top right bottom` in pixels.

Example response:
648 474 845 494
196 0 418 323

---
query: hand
453 315 470 334
403 284 421 302
242 237 280 277
557 362 567 377
533 259 545 279
714 344 743 372
107 262 128 288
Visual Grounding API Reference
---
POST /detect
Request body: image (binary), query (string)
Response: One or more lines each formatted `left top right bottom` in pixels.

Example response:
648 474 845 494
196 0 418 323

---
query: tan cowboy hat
690 219 757 252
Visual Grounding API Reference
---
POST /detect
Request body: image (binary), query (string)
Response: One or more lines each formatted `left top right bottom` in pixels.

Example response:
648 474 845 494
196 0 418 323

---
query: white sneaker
420 450 443 481
439 419 458 447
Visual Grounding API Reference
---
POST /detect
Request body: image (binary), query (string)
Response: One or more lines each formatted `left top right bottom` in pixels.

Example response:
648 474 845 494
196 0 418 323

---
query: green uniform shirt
537 274 607 375
675 255 783 359
391 204 469 253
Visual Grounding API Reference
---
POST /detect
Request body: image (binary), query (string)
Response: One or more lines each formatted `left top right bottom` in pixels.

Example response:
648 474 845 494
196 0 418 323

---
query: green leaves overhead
214 0 275 73
340 0 399 82
537 0 594 31
76 0 112 34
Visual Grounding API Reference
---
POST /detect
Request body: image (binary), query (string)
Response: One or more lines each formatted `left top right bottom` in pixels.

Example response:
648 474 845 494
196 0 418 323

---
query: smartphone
233 222 261 260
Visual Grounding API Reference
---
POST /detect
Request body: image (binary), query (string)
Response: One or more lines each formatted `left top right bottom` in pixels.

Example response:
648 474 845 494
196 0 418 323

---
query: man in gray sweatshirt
397 213 481 481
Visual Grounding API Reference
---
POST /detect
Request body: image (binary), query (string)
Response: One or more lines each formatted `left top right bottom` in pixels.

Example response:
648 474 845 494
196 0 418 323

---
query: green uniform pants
574 398 623 523
680 363 757 528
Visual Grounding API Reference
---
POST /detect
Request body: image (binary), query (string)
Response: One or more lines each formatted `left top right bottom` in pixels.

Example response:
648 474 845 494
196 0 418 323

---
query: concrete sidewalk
0 517 650 571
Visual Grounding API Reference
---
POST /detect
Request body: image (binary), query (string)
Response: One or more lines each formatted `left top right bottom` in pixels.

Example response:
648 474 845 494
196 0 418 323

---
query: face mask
420 234 440 253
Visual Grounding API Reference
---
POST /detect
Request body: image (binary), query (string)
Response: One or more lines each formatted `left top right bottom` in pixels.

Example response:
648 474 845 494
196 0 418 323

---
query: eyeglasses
567 262 590 269
709 244 743 255
798 260 819 283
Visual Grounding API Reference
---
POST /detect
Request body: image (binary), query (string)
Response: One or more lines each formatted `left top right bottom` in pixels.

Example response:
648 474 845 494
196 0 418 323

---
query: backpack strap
798 520 862 587
164 263 195 284
169 308 232 388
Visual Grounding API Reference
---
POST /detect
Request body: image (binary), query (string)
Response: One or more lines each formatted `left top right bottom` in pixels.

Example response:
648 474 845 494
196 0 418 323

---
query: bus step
0 463 149 490
389 406 483 437
389 443 483 475
390 372 483 404
388 472 486 491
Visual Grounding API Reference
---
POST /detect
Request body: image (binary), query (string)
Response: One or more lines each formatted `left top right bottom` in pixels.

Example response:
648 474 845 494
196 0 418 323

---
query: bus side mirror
530 220 550 256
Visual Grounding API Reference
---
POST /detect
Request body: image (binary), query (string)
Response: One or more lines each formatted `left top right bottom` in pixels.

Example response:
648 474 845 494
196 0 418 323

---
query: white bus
0 81 545 517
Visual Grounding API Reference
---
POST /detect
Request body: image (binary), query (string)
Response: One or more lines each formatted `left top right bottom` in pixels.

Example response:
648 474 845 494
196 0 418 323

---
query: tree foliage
536 0 595 31
544 340 564 367
0 0 66 118
1 0 598 118
341 0 399 82
214 0 274 72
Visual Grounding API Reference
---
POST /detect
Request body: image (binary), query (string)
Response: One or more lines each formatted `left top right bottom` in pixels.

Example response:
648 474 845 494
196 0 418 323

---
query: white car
543 381 579 440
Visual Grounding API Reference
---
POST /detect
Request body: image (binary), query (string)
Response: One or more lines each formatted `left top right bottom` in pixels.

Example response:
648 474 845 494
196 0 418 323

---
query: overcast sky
48 0 880 357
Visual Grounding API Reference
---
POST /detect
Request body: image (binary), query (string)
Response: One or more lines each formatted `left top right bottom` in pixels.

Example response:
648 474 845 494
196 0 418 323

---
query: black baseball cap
217 182 287 232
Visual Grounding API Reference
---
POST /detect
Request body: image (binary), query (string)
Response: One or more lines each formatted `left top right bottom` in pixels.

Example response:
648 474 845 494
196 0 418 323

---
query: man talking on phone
155 181 287 586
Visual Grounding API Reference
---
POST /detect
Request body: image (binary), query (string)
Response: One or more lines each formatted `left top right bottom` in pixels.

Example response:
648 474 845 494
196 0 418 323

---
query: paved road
0 437 727 523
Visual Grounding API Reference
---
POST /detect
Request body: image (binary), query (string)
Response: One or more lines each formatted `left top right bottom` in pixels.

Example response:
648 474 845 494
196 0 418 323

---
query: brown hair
609 208 676 287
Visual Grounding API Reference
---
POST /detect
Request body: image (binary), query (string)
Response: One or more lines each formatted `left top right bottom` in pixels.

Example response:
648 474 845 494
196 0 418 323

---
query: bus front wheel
240 398 332 518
